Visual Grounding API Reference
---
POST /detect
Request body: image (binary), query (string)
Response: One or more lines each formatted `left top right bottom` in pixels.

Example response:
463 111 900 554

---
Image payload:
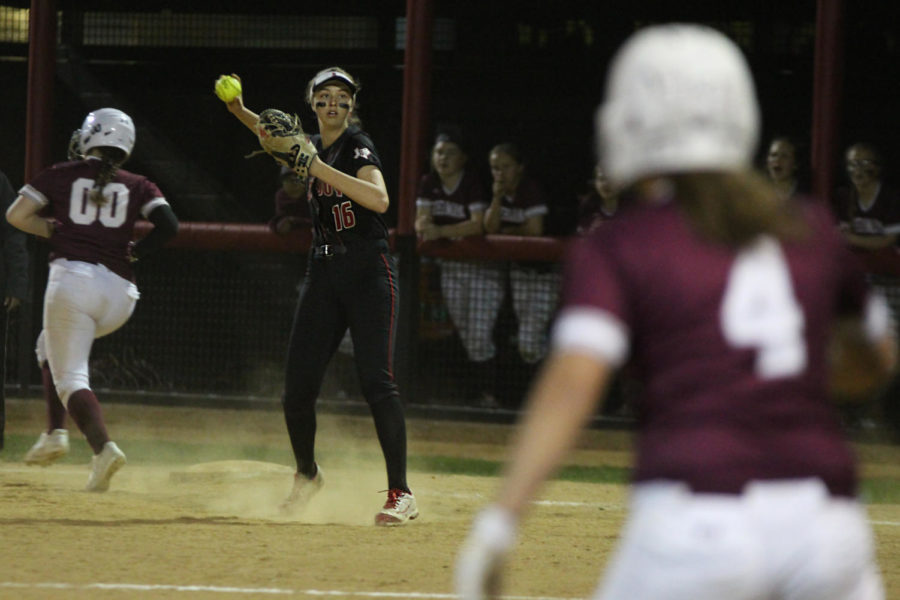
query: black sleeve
132 204 179 260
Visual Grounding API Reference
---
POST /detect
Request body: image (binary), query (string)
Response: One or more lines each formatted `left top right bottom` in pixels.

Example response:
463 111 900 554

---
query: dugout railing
3 222 586 419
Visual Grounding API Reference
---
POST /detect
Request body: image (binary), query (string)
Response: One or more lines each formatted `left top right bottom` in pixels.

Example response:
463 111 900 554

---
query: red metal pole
810 0 844 203
24 0 57 182
397 0 434 236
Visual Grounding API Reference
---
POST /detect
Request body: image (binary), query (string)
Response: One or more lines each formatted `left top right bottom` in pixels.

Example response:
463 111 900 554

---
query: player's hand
454 506 518 600
420 225 443 242
256 109 318 179
223 74 246 114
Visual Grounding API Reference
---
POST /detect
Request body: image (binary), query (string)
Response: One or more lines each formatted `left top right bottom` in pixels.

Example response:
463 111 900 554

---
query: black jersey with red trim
307 126 388 247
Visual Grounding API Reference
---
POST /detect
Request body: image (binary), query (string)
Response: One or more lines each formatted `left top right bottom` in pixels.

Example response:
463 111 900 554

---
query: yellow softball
214 75 242 103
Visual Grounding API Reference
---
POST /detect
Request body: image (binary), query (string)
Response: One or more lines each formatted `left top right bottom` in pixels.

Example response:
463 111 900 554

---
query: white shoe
85 442 126 492
280 465 324 514
375 489 419 526
23 429 70 466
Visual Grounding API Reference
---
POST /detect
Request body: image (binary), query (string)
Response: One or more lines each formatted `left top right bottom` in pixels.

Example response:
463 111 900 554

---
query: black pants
282 242 408 490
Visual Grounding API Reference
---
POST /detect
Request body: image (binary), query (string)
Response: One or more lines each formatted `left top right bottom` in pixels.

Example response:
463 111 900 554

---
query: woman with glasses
833 142 900 250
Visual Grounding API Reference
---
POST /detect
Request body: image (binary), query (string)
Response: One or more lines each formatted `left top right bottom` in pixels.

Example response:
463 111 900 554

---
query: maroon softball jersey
20 158 168 282
497 176 548 227
416 169 488 226
557 199 872 496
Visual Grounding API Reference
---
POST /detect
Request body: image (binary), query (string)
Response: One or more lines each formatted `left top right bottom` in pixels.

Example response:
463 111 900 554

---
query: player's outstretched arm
216 74 260 134
455 350 613 600
496 351 612 515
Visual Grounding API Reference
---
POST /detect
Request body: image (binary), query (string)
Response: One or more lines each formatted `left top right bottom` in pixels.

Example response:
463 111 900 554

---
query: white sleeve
141 197 169 218
864 292 893 342
551 307 630 367
18 184 49 207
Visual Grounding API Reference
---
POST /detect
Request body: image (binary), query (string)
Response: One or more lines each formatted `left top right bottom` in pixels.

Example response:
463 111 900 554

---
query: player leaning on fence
217 67 417 526
455 24 897 600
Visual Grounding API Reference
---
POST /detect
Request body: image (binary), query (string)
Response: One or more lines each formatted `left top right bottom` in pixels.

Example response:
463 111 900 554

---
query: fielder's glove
454 505 518 600
254 109 318 179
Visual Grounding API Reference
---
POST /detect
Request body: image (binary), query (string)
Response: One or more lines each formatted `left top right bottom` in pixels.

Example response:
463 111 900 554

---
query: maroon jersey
832 183 900 236
576 191 617 235
556 200 873 497
20 158 168 281
268 187 311 233
415 169 488 225
498 176 548 229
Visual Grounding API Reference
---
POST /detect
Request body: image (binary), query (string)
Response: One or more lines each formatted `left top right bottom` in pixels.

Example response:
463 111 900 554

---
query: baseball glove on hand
255 109 318 179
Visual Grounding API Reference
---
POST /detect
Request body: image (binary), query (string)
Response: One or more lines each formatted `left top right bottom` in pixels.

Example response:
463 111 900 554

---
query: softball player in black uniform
222 67 416 525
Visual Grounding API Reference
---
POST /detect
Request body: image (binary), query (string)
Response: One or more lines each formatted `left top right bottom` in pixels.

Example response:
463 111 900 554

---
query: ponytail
673 171 808 247
87 147 125 205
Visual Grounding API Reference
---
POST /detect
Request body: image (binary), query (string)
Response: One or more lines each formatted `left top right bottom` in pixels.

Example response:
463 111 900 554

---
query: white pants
510 266 560 364
441 260 504 362
36 259 139 405
594 479 884 600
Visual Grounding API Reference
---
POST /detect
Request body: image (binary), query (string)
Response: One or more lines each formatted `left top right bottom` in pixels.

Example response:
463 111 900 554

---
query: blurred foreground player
456 24 896 600
8 108 178 491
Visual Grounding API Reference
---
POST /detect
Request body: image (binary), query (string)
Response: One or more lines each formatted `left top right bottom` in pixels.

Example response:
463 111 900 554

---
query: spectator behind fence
576 163 619 235
765 134 808 200
830 143 900 429
485 142 560 375
7 108 179 492
455 24 896 600
414 127 503 404
0 168 29 452
268 165 310 235
832 142 900 251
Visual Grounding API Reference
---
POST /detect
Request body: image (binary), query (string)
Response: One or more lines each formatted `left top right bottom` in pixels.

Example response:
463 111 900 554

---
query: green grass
0 433 293 467
3 433 898 503
859 478 900 504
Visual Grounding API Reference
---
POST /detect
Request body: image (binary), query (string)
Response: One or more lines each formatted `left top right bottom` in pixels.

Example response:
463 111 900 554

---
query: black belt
313 244 347 258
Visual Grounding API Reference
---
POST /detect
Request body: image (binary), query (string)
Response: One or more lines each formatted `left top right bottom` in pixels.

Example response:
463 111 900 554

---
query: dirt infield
1 398 900 599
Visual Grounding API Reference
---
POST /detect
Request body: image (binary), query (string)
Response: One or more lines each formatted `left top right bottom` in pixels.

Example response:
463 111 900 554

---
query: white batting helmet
306 66 359 105
596 24 760 188
80 108 136 158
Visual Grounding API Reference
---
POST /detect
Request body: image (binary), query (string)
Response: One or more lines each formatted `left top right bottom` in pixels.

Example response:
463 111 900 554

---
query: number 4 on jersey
720 236 807 379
